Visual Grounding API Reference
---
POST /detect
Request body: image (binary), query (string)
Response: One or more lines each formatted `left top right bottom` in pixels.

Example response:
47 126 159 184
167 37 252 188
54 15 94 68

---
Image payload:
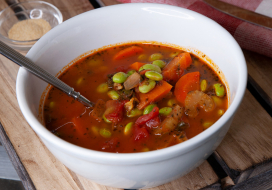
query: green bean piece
167 98 177 107
143 104 157 115
149 53 163 61
113 72 128 83
152 60 166 69
138 54 148 61
127 108 143 118
213 83 225 97
203 121 214 130
107 90 120 100
127 70 136 76
218 109 225 116
169 52 180 58
99 128 112 138
103 114 112 123
139 80 156 93
124 122 134 135
145 71 163 81
97 83 108 93
159 107 172 116
139 64 162 73
200 79 207 92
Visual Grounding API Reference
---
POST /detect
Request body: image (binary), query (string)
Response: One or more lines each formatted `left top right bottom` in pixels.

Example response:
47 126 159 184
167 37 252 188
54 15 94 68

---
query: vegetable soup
42 43 228 153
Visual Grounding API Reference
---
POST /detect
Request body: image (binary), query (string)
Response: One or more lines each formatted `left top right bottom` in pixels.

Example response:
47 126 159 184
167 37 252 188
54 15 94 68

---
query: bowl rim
0 0 63 43
16 3 247 165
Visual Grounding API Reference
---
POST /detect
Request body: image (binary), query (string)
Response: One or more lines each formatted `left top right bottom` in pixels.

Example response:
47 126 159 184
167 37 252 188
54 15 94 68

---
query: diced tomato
162 53 192 84
134 125 149 141
105 100 128 123
135 107 159 126
101 137 119 151
145 116 161 131
139 69 150 76
129 62 146 71
174 72 200 105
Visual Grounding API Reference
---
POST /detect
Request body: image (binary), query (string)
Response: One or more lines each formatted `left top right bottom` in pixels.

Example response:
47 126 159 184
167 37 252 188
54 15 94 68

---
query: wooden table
1 0 272 189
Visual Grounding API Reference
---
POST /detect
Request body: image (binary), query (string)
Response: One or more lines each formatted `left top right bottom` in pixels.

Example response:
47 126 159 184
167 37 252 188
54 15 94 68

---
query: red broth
43 43 228 153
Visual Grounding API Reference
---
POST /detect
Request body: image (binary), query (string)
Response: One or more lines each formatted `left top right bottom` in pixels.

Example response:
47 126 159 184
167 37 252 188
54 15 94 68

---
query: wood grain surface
0 0 219 190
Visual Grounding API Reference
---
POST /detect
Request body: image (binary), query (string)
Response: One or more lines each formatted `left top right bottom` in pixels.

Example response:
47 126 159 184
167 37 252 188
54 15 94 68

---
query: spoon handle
0 41 94 107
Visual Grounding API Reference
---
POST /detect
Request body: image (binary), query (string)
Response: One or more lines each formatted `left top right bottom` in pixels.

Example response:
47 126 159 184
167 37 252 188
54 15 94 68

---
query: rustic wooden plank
216 89 272 171
142 161 218 190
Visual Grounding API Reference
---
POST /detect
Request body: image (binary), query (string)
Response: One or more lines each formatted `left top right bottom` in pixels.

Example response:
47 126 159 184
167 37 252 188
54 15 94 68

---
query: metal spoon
0 41 95 107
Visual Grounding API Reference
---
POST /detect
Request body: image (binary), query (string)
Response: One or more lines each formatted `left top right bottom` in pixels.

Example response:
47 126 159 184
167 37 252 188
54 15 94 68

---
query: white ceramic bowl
16 3 247 189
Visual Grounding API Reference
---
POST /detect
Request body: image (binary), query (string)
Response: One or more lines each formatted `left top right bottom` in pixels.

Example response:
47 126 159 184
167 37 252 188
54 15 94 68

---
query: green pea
139 80 156 93
124 122 134 135
169 52 180 58
203 121 214 130
213 83 225 97
149 53 163 61
113 72 128 83
167 98 177 107
143 104 157 115
159 107 172 116
107 90 120 100
145 71 163 81
97 83 108 93
218 109 225 116
99 128 111 138
127 70 136 76
152 60 166 69
138 54 148 61
103 114 112 123
200 79 207 92
127 108 143 118
139 64 161 73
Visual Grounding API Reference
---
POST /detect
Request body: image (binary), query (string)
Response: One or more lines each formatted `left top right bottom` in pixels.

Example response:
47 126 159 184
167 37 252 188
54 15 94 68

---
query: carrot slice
129 62 146 71
137 80 172 110
162 53 192 84
174 72 200 105
72 117 89 139
113 46 144 60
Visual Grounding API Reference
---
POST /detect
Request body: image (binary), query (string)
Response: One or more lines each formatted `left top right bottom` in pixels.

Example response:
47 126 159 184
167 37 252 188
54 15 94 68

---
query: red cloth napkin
118 0 272 58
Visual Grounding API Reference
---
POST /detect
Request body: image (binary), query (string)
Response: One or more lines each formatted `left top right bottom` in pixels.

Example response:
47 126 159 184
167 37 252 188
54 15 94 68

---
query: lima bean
139 80 156 93
149 53 163 61
200 79 207 92
100 128 112 138
113 72 128 83
145 71 163 81
124 122 134 135
138 54 148 61
127 70 136 76
143 104 157 115
159 107 172 116
213 83 225 97
97 83 108 93
107 90 120 100
152 60 166 68
139 64 161 73
127 108 143 118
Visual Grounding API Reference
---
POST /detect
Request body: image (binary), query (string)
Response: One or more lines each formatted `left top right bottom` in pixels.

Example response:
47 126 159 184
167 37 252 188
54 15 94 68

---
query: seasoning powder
8 19 51 41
